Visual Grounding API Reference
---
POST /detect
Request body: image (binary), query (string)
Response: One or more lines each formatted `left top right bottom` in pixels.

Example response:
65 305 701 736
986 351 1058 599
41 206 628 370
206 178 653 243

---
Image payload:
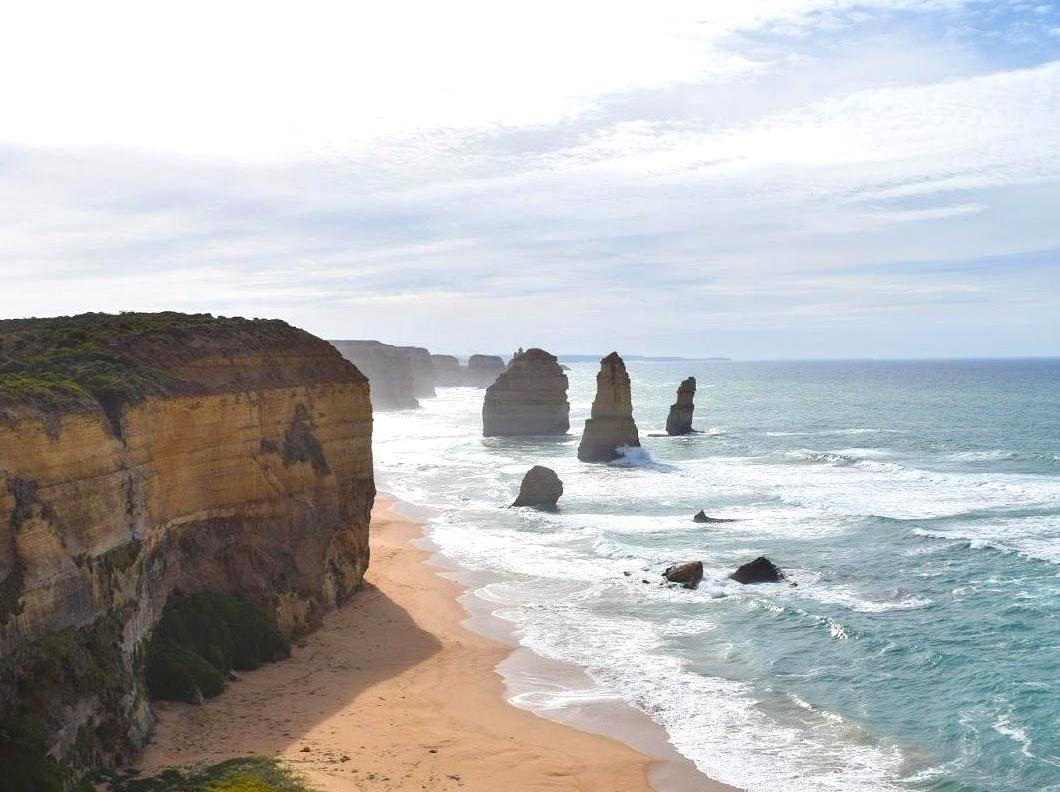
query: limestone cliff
331 339 420 410
665 376 696 435
482 348 569 436
577 352 640 462
466 354 505 388
0 313 374 780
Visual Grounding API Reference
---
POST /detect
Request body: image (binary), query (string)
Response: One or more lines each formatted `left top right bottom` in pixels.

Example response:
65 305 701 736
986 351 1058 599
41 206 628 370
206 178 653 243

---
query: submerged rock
511 465 564 509
693 510 737 523
729 557 784 584
577 352 641 462
467 354 506 387
663 561 703 589
483 348 569 436
665 376 696 435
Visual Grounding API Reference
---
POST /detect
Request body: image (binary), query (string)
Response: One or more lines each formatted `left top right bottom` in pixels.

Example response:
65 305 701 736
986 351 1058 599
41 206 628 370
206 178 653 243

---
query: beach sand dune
138 498 701 791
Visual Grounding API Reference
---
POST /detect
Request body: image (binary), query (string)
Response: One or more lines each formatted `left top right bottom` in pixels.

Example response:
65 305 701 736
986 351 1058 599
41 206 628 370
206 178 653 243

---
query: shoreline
137 494 737 791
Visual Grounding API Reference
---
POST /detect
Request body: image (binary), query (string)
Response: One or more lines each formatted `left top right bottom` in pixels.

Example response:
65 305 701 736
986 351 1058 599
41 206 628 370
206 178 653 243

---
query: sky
1 0 1058 358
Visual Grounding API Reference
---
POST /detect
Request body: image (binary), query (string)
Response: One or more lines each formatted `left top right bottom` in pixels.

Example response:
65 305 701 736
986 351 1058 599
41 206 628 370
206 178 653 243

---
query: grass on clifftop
0 311 295 414
146 591 290 704
108 758 315 792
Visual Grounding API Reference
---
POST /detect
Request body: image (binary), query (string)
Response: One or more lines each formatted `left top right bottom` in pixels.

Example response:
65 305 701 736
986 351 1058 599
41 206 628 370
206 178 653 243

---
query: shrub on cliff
146 591 290 703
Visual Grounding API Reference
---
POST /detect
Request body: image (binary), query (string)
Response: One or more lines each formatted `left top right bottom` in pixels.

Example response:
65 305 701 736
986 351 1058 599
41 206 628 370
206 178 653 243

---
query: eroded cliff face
0 316 374 778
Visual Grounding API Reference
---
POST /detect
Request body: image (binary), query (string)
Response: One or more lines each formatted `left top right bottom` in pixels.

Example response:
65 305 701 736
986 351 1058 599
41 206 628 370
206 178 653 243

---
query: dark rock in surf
663 561 703 589
729 557 784 584
665 377 696 435
693 510 737 523
511 465 563 510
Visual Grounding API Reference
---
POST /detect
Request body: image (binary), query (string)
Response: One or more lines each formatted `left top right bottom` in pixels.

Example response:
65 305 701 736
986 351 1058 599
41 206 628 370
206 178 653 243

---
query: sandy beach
137 496 735 791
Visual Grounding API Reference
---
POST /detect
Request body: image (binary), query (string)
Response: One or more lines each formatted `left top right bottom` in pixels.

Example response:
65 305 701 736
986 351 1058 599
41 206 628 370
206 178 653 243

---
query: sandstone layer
482 348 569 436
331 340 421 410
0 314 375 780
665 376 696 436
577 352 641 462
466 354 505 388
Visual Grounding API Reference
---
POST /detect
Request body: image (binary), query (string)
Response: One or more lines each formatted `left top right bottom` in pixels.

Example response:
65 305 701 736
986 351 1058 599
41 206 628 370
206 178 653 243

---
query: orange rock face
0 318 374 772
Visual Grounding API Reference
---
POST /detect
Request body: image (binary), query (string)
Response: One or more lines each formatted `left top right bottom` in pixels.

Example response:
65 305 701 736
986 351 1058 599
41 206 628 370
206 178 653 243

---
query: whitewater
373 358 1060 792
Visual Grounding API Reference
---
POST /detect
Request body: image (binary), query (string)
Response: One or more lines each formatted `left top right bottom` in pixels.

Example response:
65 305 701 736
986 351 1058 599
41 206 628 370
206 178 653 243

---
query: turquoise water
373 359 1060 792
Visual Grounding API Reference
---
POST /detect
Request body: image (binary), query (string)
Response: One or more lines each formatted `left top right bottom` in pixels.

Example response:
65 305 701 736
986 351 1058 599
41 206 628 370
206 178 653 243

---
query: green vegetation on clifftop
0 311 300 415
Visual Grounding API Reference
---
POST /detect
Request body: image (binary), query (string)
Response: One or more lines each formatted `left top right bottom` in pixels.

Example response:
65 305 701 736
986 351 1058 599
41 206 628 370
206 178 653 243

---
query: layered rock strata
577 352 640 462
665 377 696 435
466 354 506 388
0 314 375 779
510 466 563 509
331 340 420 409
482 348 569 436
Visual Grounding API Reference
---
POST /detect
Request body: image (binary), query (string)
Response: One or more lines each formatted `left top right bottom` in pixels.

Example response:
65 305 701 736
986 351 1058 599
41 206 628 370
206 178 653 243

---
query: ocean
372 358 1060 792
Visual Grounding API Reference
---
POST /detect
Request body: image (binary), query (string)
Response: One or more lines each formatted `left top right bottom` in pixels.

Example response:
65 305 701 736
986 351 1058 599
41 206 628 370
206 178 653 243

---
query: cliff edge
0 312 375 784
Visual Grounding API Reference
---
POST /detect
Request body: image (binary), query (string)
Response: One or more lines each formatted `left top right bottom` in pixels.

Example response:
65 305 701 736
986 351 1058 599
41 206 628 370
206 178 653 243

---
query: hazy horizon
2 1 1058 358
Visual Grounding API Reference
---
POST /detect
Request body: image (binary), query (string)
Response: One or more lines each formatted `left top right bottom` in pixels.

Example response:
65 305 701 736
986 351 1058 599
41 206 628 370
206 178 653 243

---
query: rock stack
331 339 419 410
467 354 506 387
482 348 570 436
430 354 463 386
399 345 436 398
577 352 641 462
665 377 696 435
511 465 564 509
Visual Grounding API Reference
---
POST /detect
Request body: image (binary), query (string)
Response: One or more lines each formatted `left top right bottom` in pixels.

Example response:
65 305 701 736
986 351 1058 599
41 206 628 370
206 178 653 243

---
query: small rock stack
511 466 564 509
665 376 696 435
577 352 641 462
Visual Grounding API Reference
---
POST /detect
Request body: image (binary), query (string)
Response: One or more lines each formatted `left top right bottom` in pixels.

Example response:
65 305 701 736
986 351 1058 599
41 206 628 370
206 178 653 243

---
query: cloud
0 0 1058 357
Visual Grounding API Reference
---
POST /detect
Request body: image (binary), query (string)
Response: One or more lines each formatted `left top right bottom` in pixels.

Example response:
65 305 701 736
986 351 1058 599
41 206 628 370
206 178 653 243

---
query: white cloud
0 0 1058 357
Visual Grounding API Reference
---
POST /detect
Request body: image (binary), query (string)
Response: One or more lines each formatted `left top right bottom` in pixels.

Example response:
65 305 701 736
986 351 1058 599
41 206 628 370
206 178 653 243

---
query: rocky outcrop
0 314 374 781
693 511 737 523
331 340 420 410
577 353 640 462
482 348 569 436
466 354 505 388
511 466 563 510
730 557 784 584
431 354 463 386
665 377 696 436
663 561 703 589
399 345 435 398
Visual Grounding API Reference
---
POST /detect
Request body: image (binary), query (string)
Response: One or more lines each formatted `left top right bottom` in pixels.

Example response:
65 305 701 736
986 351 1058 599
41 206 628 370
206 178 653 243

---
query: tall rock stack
665 377 696 435
577 352 641 462
331 340 419 410
431 354 463 386
482 348 570 436
467 354 506 387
